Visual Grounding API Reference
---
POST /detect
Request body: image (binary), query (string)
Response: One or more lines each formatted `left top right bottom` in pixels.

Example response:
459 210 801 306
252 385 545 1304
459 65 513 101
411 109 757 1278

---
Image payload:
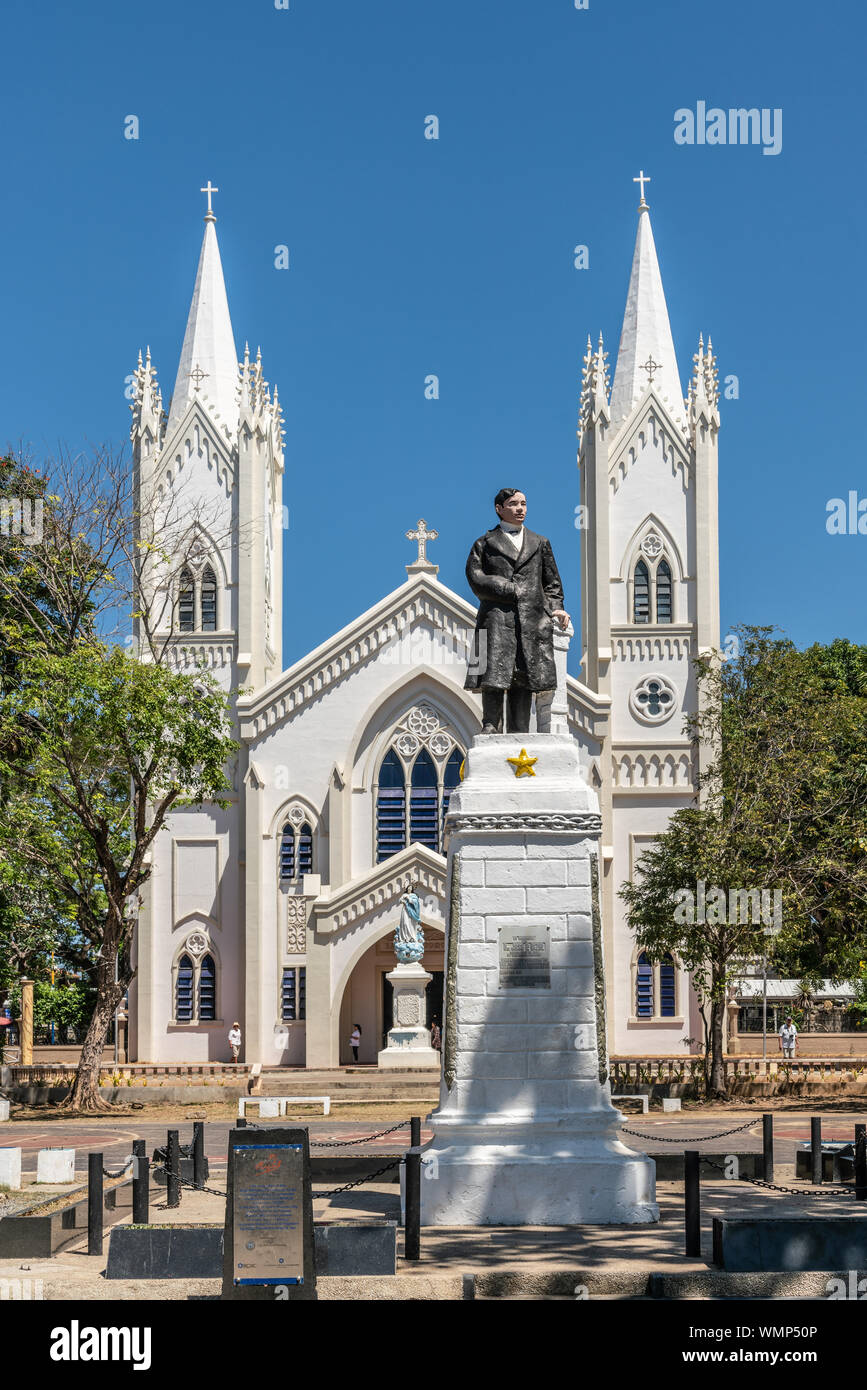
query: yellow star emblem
507 748 537 778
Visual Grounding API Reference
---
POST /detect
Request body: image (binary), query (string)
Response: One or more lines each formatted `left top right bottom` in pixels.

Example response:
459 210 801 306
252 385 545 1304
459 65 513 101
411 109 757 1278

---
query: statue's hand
552 609 570 630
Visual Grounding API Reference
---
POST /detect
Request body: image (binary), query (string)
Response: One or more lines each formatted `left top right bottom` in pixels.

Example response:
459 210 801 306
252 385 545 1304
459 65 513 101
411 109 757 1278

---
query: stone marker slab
0 1099 10 1122
36 1148 75 1183
222 1126 316 1300
106 1220 397 1278
314 1221 397 1275
0 1148 21 1189
662 1098 682 1113
106 1224 224 1279
713 1216 867 1272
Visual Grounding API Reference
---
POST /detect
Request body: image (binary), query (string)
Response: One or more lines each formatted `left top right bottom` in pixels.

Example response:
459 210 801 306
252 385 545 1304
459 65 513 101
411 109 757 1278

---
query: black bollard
762 1113 774 1184
166 1128 181 1208
193 1121 205 1191
811 1116 823 1185
88 1152 104 1256
855 1124 867 1200
405 1116 422 1262
237 1117 247 1128
132 1138 149 1224
684 1151 701 1258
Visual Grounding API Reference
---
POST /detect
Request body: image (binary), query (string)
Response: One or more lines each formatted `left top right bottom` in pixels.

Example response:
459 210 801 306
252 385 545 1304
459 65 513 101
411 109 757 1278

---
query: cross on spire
405 518 439 574
640 354 660 383
633 169 651 205
201 181 219 219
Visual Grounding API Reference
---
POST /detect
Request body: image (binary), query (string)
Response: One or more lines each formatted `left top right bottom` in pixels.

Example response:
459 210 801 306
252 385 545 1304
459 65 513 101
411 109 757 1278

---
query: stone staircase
257 1067 440 1103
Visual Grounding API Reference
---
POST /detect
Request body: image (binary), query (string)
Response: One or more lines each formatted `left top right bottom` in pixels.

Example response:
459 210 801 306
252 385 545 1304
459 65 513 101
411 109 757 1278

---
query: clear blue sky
2 0 864 670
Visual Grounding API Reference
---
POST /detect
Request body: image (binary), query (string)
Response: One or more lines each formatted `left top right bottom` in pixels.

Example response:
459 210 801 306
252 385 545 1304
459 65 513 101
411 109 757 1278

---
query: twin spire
166 187 239 434
608 180 685 428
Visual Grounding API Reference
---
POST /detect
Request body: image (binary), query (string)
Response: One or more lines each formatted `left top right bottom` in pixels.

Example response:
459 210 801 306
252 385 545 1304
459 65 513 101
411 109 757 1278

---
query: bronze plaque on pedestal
499 924 551 988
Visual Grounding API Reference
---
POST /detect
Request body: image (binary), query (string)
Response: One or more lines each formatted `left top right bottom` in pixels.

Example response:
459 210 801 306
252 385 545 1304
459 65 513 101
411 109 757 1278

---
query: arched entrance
338 928 444 1065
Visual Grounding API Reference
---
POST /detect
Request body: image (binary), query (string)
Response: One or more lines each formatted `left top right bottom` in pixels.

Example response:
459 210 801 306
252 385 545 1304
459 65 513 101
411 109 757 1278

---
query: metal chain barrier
315 1156 403 1201
309 1121 411 1148
620 1118 758 1144
700 1154 857 1198
101 1157 136 1180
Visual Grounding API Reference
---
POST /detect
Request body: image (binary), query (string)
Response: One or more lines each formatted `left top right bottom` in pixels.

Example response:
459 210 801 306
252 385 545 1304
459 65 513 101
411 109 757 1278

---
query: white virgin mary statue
394 887 425 964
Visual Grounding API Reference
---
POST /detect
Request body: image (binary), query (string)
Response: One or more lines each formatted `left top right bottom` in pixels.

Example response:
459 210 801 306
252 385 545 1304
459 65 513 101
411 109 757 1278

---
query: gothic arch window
374 704 465 862
279 818 314 883
178 568 195 633
175 552 222 634
199 954 216 1021
200 565 218 631
376 749 408 861
632 949 681 1022
628 532 678 625
173 940 218 1024
410 749 438 851
176 954 194 1020
632 560 650 623
655 559 672 623
636 952 653 1017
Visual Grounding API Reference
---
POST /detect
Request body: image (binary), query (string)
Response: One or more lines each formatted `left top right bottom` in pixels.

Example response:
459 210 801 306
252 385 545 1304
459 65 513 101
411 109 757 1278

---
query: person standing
779 1017 797 1059
350 1023 361 1063
430 1018 442 1051
228 1021 242 1062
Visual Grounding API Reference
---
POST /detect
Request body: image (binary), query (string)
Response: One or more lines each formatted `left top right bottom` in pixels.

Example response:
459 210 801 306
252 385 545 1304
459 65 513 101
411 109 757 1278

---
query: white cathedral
128 181 720 1068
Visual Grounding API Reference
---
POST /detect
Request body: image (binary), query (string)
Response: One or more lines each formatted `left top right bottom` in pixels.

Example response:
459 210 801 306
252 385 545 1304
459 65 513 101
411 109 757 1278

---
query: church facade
128 185 719 1066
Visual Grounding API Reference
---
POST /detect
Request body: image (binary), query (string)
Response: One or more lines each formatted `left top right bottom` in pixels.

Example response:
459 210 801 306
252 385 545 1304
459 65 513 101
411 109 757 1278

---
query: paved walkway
1 1175 861 1301
4 1108 866 1172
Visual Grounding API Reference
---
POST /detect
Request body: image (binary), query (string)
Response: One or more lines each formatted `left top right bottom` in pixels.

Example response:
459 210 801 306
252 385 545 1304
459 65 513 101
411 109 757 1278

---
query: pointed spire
609 187 684 429
167 199 239 435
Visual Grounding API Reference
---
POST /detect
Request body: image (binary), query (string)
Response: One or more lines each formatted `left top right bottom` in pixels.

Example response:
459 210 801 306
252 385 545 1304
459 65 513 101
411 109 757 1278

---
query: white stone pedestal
421 732 658 1226
377 963 441 1070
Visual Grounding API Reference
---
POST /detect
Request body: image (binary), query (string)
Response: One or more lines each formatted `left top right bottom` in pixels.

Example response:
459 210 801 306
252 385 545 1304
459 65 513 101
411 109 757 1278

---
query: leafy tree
0 643 236 1108
621 627 867 1097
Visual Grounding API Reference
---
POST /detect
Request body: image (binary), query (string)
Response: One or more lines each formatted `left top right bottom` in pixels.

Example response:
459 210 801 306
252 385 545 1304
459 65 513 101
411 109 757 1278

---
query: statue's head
494 488 526 526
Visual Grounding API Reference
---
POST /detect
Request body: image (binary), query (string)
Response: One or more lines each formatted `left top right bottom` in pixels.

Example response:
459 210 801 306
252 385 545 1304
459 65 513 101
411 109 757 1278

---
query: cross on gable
406 518 438 564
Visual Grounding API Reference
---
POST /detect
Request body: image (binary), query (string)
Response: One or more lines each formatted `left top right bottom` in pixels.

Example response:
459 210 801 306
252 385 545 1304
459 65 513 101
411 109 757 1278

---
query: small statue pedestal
377 963 440 1071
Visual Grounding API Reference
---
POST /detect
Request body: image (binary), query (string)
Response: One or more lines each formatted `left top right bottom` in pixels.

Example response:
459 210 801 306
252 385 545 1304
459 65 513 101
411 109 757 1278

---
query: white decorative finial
633 169 651 206
200 181 219 220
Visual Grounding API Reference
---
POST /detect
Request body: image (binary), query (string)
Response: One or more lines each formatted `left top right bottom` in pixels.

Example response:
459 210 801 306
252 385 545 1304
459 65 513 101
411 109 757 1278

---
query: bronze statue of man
464 488 570 733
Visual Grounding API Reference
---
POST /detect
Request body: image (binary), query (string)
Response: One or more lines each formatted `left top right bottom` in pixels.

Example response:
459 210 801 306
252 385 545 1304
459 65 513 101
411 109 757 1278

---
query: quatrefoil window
630 674 678 725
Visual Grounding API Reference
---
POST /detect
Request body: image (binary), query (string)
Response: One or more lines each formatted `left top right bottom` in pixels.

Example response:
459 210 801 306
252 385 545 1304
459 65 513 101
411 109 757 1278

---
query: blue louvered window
201 565 218 631
633 560 650 624
441 749 463 845
655 560 672 623
659 955 676 1017
410 750 438 851
377 750 406 862
280 824 295 880
178 568 195 633
636 952 653 1018
199 954 216 1021
176 955 194 1021
281 967 306 1022
297 822 313 876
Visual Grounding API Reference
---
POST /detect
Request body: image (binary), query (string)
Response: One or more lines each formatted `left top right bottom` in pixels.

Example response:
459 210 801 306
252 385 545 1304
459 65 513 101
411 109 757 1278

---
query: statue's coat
464 528 564 693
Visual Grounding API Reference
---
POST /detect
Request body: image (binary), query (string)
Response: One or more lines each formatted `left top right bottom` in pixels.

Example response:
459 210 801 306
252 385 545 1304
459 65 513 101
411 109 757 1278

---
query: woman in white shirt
349 1024 361 1063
